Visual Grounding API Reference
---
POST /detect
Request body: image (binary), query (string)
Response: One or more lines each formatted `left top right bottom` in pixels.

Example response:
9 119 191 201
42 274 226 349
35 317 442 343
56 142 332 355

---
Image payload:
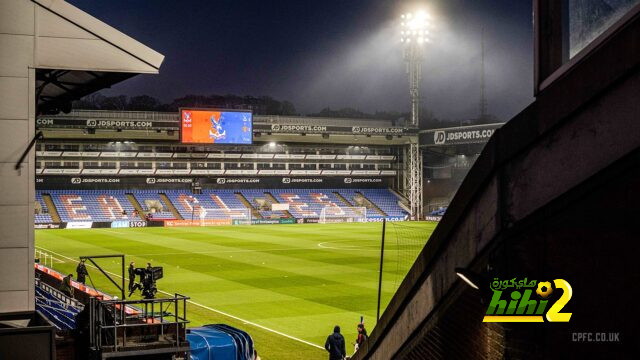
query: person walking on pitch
325 325 346 360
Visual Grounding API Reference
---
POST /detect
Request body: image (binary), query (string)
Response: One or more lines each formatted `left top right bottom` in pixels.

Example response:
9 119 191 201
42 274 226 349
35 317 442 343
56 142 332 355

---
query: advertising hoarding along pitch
181 109 252 145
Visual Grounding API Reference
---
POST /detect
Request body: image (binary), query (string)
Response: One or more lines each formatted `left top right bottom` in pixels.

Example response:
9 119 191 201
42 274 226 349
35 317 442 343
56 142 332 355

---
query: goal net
318 206 367 224
377 221 428 315
195 207 252 225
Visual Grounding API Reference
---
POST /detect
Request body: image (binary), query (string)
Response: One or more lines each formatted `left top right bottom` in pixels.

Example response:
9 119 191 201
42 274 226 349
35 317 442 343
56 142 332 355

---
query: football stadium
29 103 493 359
1 1 639 360
30 107 443 358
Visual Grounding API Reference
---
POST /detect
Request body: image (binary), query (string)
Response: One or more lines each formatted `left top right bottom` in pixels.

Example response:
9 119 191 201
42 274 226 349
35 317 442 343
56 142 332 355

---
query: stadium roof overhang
31 0 164 114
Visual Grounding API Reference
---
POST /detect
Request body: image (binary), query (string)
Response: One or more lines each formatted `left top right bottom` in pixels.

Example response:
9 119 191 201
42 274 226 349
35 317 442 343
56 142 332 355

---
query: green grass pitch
36 222 435 360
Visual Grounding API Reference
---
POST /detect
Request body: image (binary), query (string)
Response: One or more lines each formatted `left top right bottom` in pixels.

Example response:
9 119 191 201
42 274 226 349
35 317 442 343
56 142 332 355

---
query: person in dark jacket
128 262 136 292
76 260 88 284
59 273 74 297
355 323 368 352
325 325 346 360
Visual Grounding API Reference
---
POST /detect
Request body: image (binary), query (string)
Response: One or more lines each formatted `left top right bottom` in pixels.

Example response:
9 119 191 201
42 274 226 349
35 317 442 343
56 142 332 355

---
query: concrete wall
0 0 162 313
0 0 37 312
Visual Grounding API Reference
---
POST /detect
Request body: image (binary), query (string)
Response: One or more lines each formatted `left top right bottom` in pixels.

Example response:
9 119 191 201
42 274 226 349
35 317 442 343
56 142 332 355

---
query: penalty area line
35 246 325 351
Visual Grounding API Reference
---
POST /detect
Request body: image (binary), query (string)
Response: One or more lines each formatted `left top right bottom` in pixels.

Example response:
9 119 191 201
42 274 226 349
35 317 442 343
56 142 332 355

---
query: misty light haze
68 0 534 123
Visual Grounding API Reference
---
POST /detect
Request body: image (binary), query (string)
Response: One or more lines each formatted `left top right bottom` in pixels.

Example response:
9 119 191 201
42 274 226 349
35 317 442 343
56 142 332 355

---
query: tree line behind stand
73 92 501 129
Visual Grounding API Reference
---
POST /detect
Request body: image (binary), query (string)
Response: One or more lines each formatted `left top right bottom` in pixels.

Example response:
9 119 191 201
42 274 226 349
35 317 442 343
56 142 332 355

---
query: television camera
130 266 163 299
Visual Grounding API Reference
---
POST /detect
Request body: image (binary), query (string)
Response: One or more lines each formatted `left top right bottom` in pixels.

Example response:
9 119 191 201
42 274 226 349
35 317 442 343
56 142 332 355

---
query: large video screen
180 109 252 145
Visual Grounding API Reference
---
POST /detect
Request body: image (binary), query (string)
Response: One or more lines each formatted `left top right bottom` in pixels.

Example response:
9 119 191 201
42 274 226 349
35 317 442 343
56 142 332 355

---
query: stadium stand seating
48 190 137 222
36 188 408 222
338 189 385 217
132 190 175 219
35 193 53 224
238 189 288 218
358 189 407 217
34 279 83 331
269 189 315 218
270 189 387 219
164 190 253 220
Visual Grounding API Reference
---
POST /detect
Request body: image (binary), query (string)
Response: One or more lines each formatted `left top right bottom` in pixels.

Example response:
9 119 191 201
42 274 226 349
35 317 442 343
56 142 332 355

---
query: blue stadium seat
35 193 53 223
132 190 175 219
46 190 136 222
36 188 409 223
34 284 83 330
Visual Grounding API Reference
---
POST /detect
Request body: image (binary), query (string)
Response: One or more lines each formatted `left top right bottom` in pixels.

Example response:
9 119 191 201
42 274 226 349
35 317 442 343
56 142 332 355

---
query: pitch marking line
35 246 324 351
135 247 314 257
317 241 379 251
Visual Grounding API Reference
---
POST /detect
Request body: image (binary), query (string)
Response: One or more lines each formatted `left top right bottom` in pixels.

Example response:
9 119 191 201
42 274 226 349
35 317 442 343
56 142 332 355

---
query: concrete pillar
0 0 37 312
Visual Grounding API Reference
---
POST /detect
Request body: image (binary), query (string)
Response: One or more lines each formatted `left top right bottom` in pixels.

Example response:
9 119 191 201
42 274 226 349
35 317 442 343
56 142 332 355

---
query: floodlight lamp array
400 11 431 44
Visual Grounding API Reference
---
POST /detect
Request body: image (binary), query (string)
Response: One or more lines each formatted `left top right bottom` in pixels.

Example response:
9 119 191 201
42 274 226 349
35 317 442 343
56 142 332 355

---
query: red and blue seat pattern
165 190 252 220
131 190 175 219
38 189 408 222
48 190 137 222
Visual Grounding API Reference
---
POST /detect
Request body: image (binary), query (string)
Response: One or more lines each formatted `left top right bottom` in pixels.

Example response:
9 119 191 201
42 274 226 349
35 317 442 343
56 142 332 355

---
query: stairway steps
42 193 61 223
159 193 183 220
332 191 366 217
355 191 387 216
234 193 263 219
126 193 146 217
264 192 294 218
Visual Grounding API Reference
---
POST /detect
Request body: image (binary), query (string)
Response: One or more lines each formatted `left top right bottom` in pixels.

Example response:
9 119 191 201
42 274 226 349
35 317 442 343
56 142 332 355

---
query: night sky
67 0 533 121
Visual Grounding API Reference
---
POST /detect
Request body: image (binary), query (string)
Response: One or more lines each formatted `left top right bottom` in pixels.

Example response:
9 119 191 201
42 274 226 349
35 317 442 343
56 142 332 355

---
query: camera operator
141 263 157 299
128 266 145 297
128 261 136 292
76 259 88 284
128 262 160 299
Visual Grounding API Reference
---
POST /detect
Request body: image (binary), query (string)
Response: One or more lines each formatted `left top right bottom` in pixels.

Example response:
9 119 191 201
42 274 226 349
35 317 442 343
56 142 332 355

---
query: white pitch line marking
35 246 324 351
317 241 379 251
95 229 127 235
135 247 314 257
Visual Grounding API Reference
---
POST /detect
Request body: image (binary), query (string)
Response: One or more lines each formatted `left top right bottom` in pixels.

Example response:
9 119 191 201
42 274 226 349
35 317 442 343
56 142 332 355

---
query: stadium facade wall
0 0 37 314
36 175 390 190
36 114 419 136
0 0 162 314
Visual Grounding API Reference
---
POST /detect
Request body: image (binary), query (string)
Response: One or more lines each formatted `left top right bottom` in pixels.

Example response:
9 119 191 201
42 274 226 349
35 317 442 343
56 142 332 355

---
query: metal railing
67 110 179 121
88 293 189 354
256 114 393 127
35 249 55 268
49 110 396 127
35 277 85 310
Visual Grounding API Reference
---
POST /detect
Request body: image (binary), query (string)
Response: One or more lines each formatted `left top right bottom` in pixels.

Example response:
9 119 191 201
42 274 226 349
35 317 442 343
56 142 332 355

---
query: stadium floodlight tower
400 11 429 220
400 11 430 127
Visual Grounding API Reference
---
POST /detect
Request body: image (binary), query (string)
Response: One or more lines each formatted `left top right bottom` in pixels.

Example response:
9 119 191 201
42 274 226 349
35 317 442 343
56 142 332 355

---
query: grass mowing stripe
35 245 325 350
89 229 385 296
36 222 435 359
97 228 333 259
84 232 375 293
